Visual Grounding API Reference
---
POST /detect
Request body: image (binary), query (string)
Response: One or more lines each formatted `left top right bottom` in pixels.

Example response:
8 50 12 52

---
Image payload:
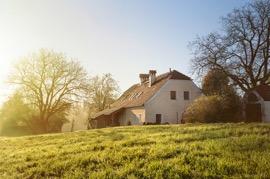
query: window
170 91 176 100
136 92 143 98
184 91 190 100
129 92 143 100
156 114 162 124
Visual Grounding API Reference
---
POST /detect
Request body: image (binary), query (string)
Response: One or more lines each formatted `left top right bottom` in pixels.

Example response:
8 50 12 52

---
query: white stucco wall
119 106 145 125
263 101 270 122
144 79 201 124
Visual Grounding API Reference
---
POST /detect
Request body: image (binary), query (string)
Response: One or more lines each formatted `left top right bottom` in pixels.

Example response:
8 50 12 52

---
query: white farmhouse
91 69 202 128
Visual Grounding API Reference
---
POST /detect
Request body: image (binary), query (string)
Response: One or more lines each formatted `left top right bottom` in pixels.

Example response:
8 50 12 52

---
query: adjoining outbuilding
244 85 270 122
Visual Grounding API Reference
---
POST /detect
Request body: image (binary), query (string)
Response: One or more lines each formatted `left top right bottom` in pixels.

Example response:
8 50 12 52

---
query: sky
0 0 249 104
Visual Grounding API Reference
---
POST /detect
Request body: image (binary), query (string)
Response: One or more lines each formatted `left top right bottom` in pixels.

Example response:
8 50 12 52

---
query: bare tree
9 49 89 133
191 0 270 92
86 73 119 117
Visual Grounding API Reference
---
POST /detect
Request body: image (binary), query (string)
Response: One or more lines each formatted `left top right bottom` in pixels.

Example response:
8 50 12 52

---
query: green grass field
1 123 270 178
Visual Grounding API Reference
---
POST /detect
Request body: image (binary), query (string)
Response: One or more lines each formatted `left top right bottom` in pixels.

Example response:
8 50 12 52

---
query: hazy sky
0 0 248 104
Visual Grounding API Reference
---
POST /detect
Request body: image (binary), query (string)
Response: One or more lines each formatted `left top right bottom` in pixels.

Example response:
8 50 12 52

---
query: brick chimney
149 70 157 87
139 74 149 85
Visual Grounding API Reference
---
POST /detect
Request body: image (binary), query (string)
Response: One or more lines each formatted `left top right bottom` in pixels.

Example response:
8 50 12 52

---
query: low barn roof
253 85 270 101
92 70 191 119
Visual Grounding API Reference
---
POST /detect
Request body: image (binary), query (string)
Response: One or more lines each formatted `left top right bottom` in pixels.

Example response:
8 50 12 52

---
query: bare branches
191 0 270 92
86 74 119 117
9 49 89 132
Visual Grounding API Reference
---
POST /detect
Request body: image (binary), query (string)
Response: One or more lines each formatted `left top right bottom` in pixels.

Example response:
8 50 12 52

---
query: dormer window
129 91 143 100
170 91 176 100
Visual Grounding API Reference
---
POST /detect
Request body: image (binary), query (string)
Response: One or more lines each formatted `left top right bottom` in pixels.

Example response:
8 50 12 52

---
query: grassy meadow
1 123 270 178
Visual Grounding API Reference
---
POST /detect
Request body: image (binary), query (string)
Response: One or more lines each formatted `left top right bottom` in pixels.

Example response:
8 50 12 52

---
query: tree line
0 49 119 135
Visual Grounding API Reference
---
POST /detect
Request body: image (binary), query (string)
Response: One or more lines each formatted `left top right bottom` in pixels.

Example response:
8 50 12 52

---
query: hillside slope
1 123 270 178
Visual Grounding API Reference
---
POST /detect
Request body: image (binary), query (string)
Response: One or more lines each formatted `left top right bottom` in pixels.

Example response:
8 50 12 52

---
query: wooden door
156 114 162 124
246 104 262 122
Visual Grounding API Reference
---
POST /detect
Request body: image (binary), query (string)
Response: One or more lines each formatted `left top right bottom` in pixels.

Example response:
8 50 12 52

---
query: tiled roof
254 85 270 101
92 107 123 118
92 70 191 118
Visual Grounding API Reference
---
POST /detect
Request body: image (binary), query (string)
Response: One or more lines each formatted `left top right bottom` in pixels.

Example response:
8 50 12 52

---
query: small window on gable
184 91 190 100
170 91 176 100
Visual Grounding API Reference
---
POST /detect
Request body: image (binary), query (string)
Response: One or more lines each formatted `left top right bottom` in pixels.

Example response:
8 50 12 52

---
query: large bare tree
191 0 270 92
10 49 89 133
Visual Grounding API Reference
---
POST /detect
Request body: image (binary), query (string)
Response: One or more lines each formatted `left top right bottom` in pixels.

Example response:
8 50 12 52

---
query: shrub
200 68 243 122
183 95 224 123
183 95 243 123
